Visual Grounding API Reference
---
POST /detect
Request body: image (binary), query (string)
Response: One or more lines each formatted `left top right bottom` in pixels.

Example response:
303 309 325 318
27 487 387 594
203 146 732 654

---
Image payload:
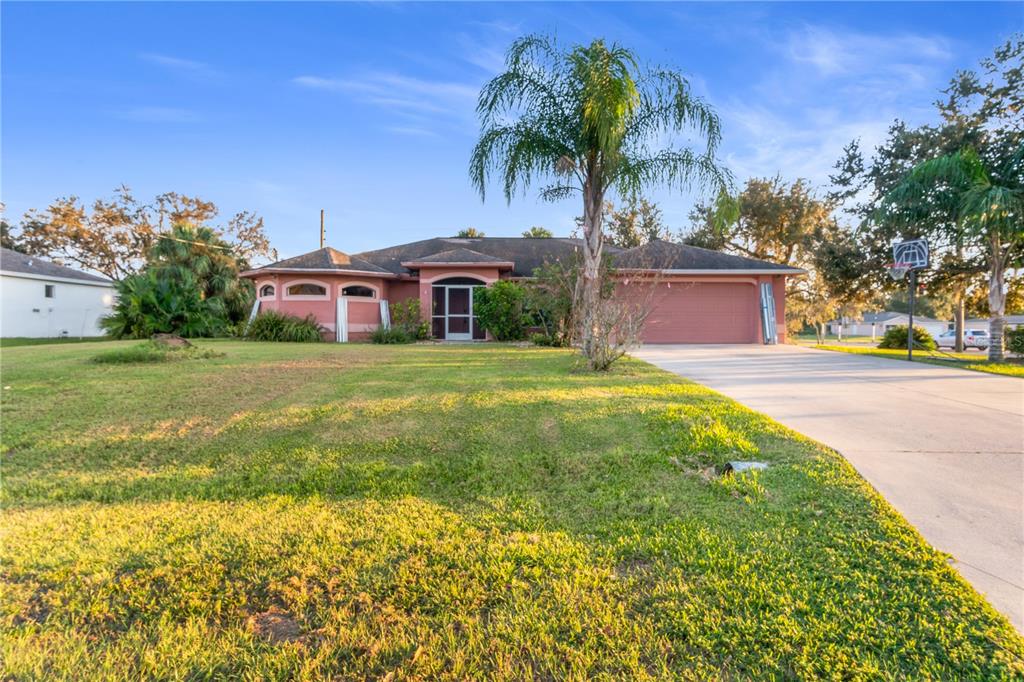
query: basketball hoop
886 262 912 281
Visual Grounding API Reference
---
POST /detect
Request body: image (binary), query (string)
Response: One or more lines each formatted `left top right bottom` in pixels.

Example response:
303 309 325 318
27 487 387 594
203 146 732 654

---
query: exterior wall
416 266 501 328
251 274 394 340
244 268 792 344
1 273 115 337
387 280 420 307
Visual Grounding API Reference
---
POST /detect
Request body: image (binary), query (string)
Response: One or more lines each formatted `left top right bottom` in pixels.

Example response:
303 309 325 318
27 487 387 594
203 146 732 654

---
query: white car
936 329 989 350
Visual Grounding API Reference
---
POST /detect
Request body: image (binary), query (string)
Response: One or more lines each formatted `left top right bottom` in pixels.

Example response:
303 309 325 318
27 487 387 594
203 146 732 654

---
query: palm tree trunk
987 236 1007 362
579 177 604 366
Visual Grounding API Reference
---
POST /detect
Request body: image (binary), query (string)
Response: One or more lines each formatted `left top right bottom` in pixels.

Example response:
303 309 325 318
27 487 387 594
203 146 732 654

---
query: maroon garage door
641 282 758 344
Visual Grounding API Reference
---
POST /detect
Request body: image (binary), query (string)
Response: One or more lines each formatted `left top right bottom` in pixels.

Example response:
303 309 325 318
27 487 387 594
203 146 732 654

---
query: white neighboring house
1 247 116 338
828 311 951 340
964 315 1024 333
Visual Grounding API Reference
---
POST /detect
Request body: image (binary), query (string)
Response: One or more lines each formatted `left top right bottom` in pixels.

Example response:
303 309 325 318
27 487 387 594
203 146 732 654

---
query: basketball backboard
892 239 929 270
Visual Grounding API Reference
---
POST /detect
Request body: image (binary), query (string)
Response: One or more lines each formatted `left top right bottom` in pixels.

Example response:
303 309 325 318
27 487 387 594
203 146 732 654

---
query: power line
155 233 233 251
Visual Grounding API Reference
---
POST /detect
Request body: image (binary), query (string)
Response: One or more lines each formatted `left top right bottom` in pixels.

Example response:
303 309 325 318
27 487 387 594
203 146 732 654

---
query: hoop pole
908 269 916 361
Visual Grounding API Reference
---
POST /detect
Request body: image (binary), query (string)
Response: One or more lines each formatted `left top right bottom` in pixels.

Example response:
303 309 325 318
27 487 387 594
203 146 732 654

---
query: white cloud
292 72 481 133
780 24 952 78
294 73 477 100
118 106 200 123
708 23 955 195
719 102 894 188
384 126 440 138
140 53 218 78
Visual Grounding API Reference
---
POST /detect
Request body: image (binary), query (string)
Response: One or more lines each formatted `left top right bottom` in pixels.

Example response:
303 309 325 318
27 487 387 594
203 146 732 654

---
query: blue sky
2 2 1020 262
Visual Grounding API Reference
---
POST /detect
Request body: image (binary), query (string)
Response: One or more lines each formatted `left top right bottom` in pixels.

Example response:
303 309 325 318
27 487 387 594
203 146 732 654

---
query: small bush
1006 326 1024 355
93 342 223 364
878 325 936 351
246 311 324 343
474 281 529 341
390 298 430 339
530 332 566 347
370 326 412 344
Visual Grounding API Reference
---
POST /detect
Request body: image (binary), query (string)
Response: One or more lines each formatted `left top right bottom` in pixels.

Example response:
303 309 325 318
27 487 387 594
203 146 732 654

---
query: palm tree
888 147 1023 361
470 35 729 366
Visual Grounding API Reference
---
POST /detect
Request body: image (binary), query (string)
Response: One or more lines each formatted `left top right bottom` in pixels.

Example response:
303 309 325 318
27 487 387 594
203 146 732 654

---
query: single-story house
241 237 803 344
828 312 951 340
0 247 116 338
965 316 1024 333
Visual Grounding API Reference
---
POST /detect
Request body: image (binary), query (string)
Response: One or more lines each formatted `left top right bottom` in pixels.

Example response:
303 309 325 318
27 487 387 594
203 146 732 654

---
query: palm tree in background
149 224 254 324
888 146 1023 361
470 35 729 367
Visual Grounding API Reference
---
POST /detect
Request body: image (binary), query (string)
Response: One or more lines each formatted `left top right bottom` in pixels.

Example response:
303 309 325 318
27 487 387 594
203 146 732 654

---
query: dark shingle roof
614 239 802 272
356 237 605 278
248 237 800 278
405 248 512 264
257 247 390 274
0 247 112 284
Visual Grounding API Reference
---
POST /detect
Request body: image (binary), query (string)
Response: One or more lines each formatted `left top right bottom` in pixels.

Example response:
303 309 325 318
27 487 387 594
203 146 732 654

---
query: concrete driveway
632 344 1024 631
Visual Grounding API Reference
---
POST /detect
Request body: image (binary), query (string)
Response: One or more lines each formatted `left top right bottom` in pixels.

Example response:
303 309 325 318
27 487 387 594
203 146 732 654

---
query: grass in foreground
1 341 1021 680
813 343 1024 377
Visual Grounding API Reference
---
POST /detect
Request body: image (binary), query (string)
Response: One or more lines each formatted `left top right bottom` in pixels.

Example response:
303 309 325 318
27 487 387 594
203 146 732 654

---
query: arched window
341 285 376 298
259 284 275 298
286 283 327 297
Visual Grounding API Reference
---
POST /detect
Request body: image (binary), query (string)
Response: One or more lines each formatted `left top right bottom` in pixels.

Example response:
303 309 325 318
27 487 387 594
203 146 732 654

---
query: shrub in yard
101 224 253 339
473 281 529 341
245 311 324 342
390 298 430 340
530 332 559 346
370 326 412 344
877 324 936 351
1006 326 1024 355
93 341 223 364
102 269 228 339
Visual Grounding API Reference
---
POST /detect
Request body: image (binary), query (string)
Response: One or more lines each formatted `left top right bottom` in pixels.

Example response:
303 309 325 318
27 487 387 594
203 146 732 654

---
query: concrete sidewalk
633 344 1024 631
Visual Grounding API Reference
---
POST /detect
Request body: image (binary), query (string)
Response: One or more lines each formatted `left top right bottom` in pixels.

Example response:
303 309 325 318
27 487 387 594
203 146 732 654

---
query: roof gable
406 248 511 265
256 247 390 274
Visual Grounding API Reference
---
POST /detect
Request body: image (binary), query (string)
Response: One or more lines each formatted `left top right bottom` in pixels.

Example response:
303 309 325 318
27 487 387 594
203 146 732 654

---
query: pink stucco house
240 236 802 344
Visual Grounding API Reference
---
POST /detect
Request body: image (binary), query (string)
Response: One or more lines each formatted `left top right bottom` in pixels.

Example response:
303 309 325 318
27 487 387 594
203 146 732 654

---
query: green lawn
812 343 1024 377
0 336 111 348
2 341 1021 680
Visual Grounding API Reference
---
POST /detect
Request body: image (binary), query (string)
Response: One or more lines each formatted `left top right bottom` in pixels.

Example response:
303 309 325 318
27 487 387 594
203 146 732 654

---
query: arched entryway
431 277 486 340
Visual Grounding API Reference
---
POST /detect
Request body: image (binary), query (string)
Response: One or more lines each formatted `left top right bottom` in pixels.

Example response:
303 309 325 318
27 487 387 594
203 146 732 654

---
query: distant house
241 237 803 344
0 247 116 338
828 312 951 340
964 315 1024 333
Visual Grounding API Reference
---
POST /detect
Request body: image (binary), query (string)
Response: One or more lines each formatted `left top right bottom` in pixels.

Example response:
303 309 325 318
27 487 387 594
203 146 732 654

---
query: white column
336 298 348 342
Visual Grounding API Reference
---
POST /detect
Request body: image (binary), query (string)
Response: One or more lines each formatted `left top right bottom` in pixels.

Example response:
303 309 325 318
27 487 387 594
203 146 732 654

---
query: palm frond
625 69 722 156
538 184 579 202
616 149 731 199
470 120 575 202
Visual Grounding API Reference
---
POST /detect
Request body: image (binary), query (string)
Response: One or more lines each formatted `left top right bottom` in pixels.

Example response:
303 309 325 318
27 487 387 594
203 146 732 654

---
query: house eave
0 269 115 287
615 267 806 276
400 260 515 269
241 266 397 276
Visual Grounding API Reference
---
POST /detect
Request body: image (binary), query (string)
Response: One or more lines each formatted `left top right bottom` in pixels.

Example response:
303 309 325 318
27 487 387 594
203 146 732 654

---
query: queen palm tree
887 146 1023 361
470 35 729 367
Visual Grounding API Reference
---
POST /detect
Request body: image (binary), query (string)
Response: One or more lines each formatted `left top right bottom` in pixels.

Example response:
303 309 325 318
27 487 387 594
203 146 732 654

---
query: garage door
642 282 758 344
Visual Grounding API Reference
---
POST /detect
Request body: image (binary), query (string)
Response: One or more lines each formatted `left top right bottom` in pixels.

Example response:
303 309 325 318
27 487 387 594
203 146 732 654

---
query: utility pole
320 209 325 249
